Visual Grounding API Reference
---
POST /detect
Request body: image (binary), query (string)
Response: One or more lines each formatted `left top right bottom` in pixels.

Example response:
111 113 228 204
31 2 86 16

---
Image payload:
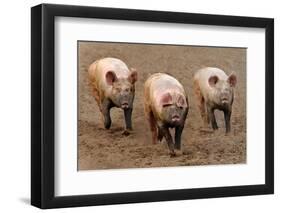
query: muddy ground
78 41 246 170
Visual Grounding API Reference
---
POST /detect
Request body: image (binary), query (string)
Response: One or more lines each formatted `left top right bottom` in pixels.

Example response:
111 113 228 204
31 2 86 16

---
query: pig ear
128 68 137 84
106 71 117 85
208 75 219 87
177 95 188 108
160 93 173 107
228 73 237 87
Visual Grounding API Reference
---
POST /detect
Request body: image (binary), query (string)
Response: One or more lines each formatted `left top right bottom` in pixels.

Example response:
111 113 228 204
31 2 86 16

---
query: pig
144 73 189 156
193 67 237 133
88 57 137 135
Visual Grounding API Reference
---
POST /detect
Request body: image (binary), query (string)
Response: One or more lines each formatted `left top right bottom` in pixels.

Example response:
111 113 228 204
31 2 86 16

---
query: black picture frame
31 3 274 209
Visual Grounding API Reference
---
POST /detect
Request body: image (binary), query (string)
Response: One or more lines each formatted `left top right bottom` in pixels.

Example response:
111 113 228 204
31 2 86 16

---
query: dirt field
78 41 246 170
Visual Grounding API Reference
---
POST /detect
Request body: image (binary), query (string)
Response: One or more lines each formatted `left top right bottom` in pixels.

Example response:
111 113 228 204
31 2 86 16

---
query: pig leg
101 98 113 129
207 106 218 130
194 80 208 125
122 108 133 136
144 103 158 144
148 111 158 144
157 126 164 142
124 108 133 130
160 125 175 156
90 80 102 112
206 103 210 124
92 87 102 112
224 109 232 133
201 98 208 125
174 125 184 150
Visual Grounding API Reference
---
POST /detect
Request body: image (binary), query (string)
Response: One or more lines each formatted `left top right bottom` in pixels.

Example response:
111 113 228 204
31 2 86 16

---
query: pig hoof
122 129 131 136
212 126 219 131
169 152 176 157
104 122 111 129
175 150 183 156
174 144 181 150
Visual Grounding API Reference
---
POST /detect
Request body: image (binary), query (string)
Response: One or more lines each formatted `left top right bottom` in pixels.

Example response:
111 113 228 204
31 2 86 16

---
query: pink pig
88 57 137 134
144 73 189 156
193 67 237 133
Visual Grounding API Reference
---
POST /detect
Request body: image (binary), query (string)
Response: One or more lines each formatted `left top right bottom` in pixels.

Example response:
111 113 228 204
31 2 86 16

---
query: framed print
31 3 274 209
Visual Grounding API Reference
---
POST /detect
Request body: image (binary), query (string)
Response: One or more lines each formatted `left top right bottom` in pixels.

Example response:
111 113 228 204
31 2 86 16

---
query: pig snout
161 104 187 127
172 114 180 121
220 94 229 104
118 97 132 109
120 91 133 109
171 114 181 125
121 99 130 109
110 80 135 109
219 89 232 105
121 102 129 109
170 111 184 125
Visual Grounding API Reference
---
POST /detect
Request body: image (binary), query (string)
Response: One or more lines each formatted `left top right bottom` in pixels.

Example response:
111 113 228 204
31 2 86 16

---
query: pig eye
124 88 130 92
163 104 172 108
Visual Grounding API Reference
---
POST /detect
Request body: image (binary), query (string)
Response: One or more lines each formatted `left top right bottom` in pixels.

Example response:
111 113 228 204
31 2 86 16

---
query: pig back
145 73 186 116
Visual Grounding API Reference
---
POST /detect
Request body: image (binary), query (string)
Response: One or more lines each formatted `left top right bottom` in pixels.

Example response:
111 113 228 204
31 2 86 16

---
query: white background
0 0 279 212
